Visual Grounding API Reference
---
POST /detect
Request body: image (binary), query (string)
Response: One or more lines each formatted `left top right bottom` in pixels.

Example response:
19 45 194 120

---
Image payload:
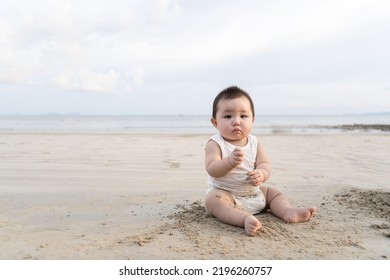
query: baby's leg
260 186 316 223
205 189 261 236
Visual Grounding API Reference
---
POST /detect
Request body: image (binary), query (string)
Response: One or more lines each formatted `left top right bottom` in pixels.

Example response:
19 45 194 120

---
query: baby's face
212 96 254 145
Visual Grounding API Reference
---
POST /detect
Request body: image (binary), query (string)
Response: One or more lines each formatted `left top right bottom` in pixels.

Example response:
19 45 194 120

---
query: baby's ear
210 118 217 127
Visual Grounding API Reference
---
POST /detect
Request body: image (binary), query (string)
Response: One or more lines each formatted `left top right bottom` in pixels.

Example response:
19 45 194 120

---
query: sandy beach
0 132 389 260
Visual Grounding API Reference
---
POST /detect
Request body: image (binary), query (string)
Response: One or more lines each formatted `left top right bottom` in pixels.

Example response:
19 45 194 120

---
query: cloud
0 0 181 94
0 0 389 115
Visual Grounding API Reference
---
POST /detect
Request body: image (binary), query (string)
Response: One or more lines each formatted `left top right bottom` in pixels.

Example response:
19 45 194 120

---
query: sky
0 0 389 115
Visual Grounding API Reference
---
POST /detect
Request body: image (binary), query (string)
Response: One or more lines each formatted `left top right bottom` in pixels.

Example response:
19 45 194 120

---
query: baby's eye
241 115 248 118
224 115 232 119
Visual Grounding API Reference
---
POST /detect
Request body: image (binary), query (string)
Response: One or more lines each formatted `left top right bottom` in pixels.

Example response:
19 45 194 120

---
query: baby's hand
247 170 264 186
228 148 244 167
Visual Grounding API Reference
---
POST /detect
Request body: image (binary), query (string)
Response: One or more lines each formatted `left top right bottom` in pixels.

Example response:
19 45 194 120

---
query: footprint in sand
164 159 180 169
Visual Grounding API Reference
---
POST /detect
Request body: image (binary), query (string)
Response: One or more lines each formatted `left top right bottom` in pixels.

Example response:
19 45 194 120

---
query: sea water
0 114 389 134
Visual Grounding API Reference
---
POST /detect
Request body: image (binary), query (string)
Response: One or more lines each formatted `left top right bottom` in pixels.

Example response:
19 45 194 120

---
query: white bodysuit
207 134 266 214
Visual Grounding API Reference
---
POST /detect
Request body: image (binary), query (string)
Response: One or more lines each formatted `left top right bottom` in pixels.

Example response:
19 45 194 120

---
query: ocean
0 114 389 134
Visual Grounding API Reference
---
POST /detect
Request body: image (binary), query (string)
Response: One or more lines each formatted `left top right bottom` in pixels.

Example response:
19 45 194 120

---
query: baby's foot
283 207 316 223
244 214 262 236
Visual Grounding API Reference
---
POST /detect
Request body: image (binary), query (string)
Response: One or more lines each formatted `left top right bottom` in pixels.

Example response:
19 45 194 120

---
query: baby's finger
246 175 255 182
247 178 257 186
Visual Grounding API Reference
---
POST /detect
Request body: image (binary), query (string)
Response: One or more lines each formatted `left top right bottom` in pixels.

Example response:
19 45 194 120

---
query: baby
204 86 316 236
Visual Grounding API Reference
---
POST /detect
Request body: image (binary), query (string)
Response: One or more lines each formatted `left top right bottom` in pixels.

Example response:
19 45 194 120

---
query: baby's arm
247 142 271 186
205 140 243 178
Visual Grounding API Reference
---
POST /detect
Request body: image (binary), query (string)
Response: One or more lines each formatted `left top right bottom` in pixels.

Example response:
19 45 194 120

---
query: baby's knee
205 190 233 209
262 187 283 208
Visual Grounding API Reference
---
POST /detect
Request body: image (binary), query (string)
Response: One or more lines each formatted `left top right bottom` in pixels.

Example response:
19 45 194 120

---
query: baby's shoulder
248 134 259 145
208 134 224 145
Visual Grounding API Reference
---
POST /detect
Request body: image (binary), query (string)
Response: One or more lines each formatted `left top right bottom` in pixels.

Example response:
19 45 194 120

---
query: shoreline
1 114 389 135
0 127 390 135
313 124 390 132
0 133 389 259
